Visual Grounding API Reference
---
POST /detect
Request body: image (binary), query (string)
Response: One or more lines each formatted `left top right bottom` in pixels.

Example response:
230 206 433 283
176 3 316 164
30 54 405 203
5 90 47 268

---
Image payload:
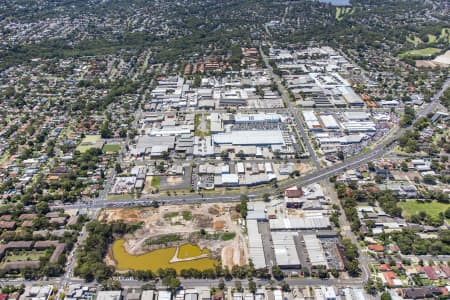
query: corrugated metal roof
213 130 285 146
246 220 266 269
303 234 328 267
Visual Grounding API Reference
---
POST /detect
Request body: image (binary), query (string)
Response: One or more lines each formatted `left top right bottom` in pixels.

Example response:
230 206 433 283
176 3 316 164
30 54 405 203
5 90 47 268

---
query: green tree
365 278 377 295
193 75 201 88
220 150 229 160
162 277 180 292
35 201 49 215
280 281 290 292
218 278 225 290
400 161 408 172
445 207 450 219
400 106 415 127
423 174 436 185
381 292 392 300
237 195 248 218
100 122 113 138
101 279 122 291
234 280 242 292
347 260 361 277
272 266 284 281
318 269 329 279
248 279 256 293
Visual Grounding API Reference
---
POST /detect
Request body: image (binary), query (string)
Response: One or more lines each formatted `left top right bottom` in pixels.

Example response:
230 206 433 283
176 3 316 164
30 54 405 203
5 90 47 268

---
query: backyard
2 250 46 262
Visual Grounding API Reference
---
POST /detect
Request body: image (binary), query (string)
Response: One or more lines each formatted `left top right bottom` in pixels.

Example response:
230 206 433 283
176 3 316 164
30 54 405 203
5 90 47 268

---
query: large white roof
303 234 328 267
234 113 281 123
213 130 285 146
320 115 339 129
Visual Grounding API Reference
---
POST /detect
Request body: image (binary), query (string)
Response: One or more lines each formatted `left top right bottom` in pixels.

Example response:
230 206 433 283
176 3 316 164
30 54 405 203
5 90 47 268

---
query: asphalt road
323 181 371 281
52 76 449 212
259 47 322 170
55 138 399 211
43 75 449 293
1 276 364 290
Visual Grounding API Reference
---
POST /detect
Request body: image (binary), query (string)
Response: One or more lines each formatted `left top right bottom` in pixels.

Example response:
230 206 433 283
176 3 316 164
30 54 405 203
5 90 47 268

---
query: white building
320 115 339 129
96 291 122 300
303 234 328 268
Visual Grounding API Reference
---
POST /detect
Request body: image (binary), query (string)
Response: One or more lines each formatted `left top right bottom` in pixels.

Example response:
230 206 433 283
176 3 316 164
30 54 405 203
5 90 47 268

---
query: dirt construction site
98 203 247 269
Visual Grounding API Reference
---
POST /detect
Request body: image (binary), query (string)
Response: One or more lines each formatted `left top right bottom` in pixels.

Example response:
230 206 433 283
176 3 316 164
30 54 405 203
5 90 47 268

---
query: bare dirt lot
166 176 184 186
99 203 247 269
415 60 441 68
296 162 312 173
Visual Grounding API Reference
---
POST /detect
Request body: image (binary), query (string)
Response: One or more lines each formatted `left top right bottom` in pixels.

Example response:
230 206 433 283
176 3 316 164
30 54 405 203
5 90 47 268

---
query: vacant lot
151 176 160 188
399 200 449 219
100 203 247 269
76 135 102 153
434 50 450 65
194 114 211 137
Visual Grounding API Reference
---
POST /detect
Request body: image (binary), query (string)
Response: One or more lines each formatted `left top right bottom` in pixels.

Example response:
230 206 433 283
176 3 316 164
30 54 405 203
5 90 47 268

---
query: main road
1 276 364 290
46 66 449 295
52 73 448 212
57 80 446 212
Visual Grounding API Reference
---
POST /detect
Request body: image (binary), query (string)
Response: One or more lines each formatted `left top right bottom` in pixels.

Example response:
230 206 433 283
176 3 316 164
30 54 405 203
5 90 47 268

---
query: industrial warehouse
245 184 345 274
300 109 397 159
124 110 309 193
268 46 400 162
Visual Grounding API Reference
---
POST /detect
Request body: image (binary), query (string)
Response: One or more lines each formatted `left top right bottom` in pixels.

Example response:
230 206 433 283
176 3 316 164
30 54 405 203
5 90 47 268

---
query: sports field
399 200 449 219
399 48 441 59
103 144 120 153
76 135 102 153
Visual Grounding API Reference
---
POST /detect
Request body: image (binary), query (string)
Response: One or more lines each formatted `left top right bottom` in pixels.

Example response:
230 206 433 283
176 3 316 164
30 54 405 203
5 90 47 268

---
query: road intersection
45 77 449 292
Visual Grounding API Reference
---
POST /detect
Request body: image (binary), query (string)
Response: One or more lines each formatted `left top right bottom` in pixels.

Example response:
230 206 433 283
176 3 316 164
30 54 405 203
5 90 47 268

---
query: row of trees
400 106 416 127
407 210 446 227
441 87 450 109
385 229 450 256
341 238 361 277
123 263 273 282
236 194 248 218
